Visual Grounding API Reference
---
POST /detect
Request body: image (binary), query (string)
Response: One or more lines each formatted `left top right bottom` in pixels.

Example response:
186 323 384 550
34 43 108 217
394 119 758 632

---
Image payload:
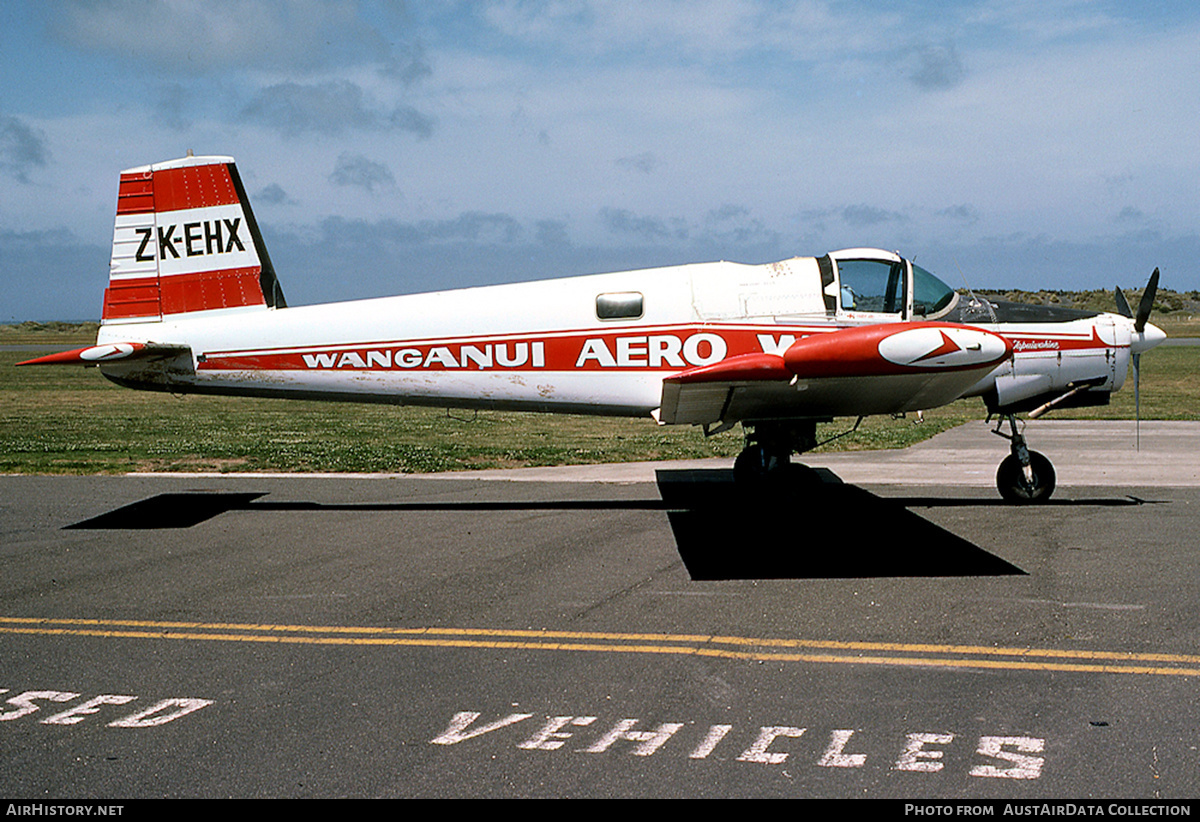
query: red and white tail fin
104 155 286 324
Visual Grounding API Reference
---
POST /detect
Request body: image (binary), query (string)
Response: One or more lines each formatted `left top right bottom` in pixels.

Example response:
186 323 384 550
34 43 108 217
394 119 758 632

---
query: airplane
19 154 1168 503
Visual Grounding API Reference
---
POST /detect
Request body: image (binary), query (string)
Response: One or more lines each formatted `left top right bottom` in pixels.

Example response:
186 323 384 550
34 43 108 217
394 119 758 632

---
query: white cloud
907 43 966 90
0 114 49 183
478 0 894 63
51 0 391 73
329 153 396 193
5 1 1200 321
600 208 679 242
615 152 661 174
256 183 297 206
240 81 434 138
963 0 1122 42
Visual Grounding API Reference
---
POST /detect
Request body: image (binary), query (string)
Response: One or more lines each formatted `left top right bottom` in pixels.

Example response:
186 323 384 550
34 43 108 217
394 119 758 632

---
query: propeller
1115 268 1160 451
1135 267 1160 333
1114 286 1132 321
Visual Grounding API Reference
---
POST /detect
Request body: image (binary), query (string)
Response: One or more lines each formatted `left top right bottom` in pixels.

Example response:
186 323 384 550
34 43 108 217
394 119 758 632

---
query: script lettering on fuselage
1011 340 1061 352
1003 326 1110 355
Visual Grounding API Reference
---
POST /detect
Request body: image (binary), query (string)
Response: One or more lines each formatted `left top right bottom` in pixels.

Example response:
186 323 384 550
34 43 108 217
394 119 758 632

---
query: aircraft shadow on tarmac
655 468 1156 579
61 474 1148 579
654 469 1028 580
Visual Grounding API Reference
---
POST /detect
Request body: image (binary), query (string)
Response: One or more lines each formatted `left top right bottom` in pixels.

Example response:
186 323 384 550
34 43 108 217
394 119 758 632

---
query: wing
659 322 1011 427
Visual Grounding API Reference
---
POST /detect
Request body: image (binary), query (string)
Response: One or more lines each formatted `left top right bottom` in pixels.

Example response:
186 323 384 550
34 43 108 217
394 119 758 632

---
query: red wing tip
15 342 160 366
16 347 95 366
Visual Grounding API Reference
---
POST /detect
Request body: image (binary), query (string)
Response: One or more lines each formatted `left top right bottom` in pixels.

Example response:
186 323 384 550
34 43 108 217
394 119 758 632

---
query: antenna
953 256 996 323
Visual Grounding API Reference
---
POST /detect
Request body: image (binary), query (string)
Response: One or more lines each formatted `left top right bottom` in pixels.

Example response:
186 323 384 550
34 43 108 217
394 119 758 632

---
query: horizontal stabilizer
17 342 191 366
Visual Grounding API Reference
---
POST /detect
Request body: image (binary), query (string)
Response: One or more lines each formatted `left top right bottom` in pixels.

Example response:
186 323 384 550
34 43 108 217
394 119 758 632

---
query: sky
1 0 1197 321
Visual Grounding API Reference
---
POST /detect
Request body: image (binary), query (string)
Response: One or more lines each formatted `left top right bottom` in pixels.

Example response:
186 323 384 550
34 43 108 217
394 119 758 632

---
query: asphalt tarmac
2 422 1200 799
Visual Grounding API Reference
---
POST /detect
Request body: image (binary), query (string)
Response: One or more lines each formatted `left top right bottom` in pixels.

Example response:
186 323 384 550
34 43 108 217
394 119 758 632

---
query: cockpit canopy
830 249 958 320
686 248 959 322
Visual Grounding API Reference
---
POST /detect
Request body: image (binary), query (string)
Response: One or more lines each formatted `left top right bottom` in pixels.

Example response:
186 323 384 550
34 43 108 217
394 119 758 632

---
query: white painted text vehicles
21 155 1167 502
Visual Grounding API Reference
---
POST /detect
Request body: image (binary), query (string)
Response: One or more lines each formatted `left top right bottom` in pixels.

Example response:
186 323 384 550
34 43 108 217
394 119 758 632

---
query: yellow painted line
708 634 1200 665
2 616 1198 677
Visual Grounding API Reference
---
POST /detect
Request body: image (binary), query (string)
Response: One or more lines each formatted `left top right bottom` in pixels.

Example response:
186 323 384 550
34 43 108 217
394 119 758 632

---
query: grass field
2 323 1195 474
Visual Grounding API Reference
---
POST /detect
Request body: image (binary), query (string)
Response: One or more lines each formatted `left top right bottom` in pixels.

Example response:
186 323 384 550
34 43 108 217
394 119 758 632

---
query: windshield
911 262 958 318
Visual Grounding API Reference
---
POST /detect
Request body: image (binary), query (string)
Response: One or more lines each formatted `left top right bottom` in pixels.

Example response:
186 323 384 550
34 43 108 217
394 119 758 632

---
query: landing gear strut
992 414 1056 504
733 420 822 484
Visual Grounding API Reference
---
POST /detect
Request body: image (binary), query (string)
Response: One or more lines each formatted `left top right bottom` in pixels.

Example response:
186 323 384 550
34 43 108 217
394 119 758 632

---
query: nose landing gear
992 414 1056 503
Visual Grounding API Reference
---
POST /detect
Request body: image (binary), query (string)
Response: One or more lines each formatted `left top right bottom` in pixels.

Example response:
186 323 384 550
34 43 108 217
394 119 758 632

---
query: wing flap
660 353 788 425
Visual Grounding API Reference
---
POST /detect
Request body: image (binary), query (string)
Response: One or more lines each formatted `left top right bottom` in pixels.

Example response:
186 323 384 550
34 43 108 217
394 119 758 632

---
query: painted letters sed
0 688 213 728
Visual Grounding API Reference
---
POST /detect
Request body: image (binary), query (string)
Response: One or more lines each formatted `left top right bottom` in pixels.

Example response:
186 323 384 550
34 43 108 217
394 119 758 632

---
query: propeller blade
1115 286 1132 319
1135 268 1159 333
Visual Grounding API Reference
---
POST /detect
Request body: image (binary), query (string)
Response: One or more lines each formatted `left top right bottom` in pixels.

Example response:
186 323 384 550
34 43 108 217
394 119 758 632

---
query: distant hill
0 321 100 345
969 287 1200 317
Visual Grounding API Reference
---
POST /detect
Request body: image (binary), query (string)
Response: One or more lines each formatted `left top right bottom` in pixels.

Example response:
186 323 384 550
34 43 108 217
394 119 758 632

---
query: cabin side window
596 292 644 320
837 260 905 315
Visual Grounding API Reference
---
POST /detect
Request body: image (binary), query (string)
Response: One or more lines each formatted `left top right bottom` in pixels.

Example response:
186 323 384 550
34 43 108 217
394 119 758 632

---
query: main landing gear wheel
733 444 790 483
733 447 824 486
996 450 1056 504
734 420 825 485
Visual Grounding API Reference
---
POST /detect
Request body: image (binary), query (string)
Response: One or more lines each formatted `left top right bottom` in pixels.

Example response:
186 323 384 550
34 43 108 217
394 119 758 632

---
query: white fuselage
95 255 1152 421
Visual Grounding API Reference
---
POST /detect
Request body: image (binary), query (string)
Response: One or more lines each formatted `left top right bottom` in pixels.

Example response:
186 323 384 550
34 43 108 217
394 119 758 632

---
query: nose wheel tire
996 451 1056 504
